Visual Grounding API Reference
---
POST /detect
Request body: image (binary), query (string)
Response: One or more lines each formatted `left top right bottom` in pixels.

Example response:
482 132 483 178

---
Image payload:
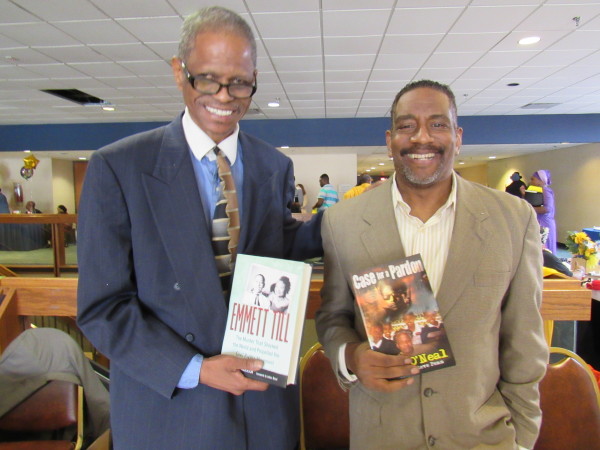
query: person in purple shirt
530 170 556 253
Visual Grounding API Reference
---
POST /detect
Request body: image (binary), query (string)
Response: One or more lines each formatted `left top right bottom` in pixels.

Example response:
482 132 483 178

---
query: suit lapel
360 179 406 266
237 132 277 252
141 118 226 315
437 177 491 316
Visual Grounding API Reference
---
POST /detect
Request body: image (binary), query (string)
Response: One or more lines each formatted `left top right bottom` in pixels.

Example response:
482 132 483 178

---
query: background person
505 171 526 198
530 169 556 254
0 328 110 446
312 173 338 211
25 201 41 214
76 7 322 449
0 188 10 213
343 173 372 199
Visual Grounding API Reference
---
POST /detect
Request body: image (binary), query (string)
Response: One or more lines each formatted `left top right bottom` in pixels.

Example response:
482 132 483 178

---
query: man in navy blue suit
76 6 322 449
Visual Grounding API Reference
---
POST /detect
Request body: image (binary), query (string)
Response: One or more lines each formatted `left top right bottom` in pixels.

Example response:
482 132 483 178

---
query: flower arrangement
565 231 598 267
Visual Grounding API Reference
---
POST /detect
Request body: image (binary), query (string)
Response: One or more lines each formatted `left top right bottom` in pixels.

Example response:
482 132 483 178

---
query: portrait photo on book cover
352 255 455 373
242 263 298 314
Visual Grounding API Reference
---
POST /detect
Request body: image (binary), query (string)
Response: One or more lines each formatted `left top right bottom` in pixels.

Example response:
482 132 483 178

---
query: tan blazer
316 176 548 450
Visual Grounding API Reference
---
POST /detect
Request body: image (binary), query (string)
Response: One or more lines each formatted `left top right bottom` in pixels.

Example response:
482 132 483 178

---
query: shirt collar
182 107 239 163
391 171 457 217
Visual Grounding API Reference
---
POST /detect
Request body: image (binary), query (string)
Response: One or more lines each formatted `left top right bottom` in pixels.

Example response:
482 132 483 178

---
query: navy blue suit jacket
77 115 322 449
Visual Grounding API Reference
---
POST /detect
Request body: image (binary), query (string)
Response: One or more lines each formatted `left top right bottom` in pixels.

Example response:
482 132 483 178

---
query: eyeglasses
181 62 257 99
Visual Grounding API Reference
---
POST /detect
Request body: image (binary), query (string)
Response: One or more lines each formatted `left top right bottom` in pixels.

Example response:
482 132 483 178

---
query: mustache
399 145 443 157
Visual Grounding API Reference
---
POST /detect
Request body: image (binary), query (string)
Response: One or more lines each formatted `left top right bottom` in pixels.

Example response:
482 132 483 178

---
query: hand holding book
199 354 269 396
345 341 419 392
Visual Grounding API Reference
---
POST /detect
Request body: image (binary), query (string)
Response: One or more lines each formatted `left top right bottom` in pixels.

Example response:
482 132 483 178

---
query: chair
534 347 600 450
0 380 83 450
299 342 349 450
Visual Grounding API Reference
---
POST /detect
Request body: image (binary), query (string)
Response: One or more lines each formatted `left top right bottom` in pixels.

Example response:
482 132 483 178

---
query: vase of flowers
565 231 599 274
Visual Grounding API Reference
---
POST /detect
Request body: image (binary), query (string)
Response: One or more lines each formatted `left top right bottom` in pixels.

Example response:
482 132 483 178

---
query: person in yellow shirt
343 173 372 199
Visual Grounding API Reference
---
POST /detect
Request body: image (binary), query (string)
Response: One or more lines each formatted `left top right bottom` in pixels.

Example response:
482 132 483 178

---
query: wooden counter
0 276 592 353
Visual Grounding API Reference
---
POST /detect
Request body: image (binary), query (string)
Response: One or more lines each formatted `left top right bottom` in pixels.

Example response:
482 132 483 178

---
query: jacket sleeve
315 208 362 385
498 205 548 448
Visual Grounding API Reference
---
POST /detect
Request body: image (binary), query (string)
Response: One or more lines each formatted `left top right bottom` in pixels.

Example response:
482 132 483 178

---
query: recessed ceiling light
366 169 371 172
519 36 540 46
378 162 384 166
24 150 31 153
370 167 376 170
102 105 115 111
78 157 87 160
458 161 465 165
268 98 280 108
488 156 497 159
280 145 289 149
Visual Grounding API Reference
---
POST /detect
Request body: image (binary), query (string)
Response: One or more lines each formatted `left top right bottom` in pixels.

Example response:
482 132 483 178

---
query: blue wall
1 114 599 152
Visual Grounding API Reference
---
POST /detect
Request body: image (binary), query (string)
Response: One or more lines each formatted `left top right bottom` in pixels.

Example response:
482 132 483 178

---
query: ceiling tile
90 0 177 19
322 9 390 36
0 22 81 46
35 45 109 63
262 37 321 57
14 0 108 21
451 5 539 33
252 12 321 38
116 16 182 42
57 20 140 45
246 0 319 13
324 36 381 55
0 0 42 23
389 7 463 34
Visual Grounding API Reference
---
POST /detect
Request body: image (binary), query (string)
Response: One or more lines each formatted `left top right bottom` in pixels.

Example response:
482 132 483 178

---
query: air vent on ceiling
245 108 263 116
41 89 105 106
520 103 560 110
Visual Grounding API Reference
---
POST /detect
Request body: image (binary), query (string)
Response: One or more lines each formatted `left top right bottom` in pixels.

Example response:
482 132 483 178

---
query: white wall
488 143 600 243
287 152 357 210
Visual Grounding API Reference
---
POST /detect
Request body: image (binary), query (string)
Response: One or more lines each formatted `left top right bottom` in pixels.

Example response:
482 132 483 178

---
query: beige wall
51 159 76 214
488 143 600 244
456 163 488 186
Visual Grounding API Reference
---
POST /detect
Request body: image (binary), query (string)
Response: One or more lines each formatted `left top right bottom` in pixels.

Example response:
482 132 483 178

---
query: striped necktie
211 146 240 300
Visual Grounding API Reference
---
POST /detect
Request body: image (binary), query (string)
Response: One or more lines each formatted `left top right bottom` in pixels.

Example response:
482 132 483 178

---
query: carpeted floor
0 245 78 266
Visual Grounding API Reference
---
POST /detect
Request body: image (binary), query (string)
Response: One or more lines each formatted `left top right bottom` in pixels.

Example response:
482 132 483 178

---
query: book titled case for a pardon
221 254 312 387
350 254 455 374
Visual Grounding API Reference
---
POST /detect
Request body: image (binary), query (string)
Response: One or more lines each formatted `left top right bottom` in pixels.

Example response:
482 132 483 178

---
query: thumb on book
240 358 264 372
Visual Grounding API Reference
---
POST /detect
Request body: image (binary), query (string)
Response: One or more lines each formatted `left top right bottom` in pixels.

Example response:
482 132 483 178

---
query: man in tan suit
316 80 548 449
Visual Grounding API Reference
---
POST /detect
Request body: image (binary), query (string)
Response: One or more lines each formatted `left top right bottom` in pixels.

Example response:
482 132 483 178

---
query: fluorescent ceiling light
519 36 540 46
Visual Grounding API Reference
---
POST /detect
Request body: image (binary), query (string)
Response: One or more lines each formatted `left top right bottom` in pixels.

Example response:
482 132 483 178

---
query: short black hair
390 80 458 129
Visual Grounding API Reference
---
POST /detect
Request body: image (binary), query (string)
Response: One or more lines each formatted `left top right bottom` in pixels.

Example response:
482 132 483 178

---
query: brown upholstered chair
534 347 600 450
0 380 83 450
300 342 349 450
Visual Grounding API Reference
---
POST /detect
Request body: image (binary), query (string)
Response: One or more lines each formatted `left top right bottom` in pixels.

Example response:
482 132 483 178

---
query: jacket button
174 282 181 291
428 435 436 446
185 333 194 342
424 388 434 397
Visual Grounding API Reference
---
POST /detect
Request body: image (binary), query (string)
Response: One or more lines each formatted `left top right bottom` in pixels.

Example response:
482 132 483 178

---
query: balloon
20 166 34 180
23 154 39 170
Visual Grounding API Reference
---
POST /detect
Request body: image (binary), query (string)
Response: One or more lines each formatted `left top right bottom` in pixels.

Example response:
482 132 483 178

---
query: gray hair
177 6 256 67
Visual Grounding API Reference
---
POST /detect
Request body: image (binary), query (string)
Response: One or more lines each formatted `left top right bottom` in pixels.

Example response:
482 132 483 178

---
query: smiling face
172 30 256 144
386 87 462 190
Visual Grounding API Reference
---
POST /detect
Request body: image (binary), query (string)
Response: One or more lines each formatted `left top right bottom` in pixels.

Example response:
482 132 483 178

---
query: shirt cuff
177 354 203 389
338 343 358 382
